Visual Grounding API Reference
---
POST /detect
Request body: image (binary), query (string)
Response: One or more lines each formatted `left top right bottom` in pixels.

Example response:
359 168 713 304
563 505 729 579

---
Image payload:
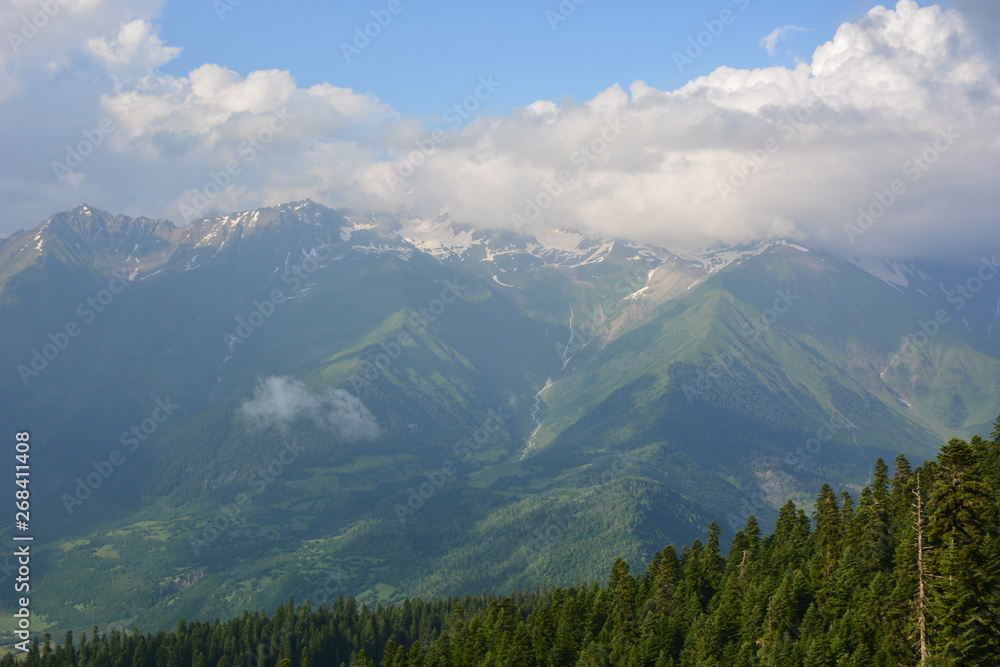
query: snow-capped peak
671 239 808 275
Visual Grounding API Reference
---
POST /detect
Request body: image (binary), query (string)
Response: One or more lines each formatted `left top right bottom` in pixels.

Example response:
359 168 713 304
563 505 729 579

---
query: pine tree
812 483 842 587
604 558 638 663
927 438 999 661
20 413 1000 667
766 500 810 573
914 470 930 667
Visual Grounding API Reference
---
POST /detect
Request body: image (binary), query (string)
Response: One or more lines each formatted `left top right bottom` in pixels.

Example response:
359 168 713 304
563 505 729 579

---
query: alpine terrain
1 200 998 634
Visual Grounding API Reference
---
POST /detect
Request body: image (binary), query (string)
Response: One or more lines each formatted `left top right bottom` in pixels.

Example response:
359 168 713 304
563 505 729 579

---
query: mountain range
2 200 998 634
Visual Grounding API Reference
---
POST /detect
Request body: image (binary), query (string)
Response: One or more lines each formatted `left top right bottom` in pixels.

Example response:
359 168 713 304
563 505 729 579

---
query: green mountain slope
530 247 1000 516
0 204 996 635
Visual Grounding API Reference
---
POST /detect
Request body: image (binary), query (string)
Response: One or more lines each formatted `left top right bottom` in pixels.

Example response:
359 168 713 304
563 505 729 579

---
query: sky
1 0 997 261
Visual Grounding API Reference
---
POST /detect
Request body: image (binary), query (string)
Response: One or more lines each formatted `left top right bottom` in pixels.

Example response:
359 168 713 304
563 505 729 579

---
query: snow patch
626 285 649 301
400 218 476 259
672 239 788 274
340 217 377 242
848 257 910 289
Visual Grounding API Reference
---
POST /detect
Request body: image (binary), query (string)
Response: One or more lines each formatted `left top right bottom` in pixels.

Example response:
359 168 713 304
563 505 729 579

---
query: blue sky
159 0 878 119
0 0 996 260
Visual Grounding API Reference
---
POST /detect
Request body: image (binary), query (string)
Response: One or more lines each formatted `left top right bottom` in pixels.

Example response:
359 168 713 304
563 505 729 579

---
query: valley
2 201 998 634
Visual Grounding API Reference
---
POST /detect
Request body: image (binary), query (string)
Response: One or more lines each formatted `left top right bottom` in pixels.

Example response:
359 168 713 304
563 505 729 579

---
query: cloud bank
1 0 997 262
239 376 381 441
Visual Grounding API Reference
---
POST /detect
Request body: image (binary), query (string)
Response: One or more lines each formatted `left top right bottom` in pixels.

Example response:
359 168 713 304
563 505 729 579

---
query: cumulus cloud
239 376 381 441
760 25 811 56
1 0 998 263
85 18 179 81
0 0 165 103
366 0 997 261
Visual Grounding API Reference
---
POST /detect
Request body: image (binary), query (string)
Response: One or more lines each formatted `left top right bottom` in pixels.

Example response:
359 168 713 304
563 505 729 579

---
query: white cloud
85 18 179 80
760 25 810 56
366 0 996 260
239 376 382 441
0 0 165 101
1 0 998 262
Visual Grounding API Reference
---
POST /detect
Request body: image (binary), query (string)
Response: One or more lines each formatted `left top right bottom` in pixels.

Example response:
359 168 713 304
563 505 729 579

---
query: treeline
10 424 1000 665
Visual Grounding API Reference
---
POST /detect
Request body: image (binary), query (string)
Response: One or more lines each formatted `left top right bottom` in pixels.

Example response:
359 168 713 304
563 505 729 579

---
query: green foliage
20 419 1000 665
11 236 1000 636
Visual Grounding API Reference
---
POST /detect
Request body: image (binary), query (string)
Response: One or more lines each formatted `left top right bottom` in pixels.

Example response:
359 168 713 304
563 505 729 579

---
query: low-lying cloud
239 376 381 441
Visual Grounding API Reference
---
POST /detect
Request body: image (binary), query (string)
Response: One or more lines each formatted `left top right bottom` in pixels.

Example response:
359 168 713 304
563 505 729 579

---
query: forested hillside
8 420 999 666
8 204 1000 632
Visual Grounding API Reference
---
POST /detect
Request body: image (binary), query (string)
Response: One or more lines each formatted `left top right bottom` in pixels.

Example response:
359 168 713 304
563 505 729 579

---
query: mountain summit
2 201 998 633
